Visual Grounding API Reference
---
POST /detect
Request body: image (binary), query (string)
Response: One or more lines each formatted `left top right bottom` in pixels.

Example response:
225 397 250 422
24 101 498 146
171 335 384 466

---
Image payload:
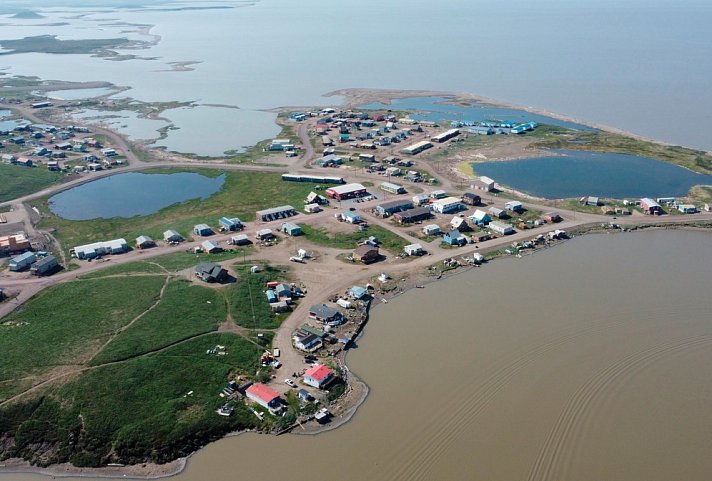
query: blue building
218 217 242 232
443 230 467 246
265 289 278 303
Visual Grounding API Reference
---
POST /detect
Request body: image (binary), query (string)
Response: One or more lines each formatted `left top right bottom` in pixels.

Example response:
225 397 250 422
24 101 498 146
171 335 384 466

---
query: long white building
72 239 128 259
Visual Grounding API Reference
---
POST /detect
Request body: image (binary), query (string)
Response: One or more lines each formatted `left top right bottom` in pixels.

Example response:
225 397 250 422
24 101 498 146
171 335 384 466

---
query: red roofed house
303 364 335 389
246 383 283 414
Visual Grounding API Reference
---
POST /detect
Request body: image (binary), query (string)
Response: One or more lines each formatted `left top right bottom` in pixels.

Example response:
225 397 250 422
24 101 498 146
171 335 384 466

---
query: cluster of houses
1 118 124 172
243 361 336 417
2 233 58 276
6 251 59 276
450 119 538 136
293 286 370 353
587 196 710 216
265 280 304 314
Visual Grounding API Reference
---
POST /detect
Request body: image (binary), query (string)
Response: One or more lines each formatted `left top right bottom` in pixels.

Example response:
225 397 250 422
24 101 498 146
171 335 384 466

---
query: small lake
0 118 27 131
151 105 281 157
48 171 225 220
359 96 595 131
71 108 169 141
471 150 712 199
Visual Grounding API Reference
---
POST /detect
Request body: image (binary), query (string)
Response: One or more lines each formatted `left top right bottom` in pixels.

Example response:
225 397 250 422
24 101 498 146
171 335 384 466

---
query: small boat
381 298 388 303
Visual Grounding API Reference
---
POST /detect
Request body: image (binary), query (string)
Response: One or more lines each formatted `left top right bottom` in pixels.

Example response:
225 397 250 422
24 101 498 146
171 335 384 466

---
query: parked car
284 379 296 388
272 360 282 368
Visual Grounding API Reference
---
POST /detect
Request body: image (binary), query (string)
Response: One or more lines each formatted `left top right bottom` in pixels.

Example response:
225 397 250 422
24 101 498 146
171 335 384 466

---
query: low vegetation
530 128 712 175
0 164 64 203
0 276 166 401
228 263 291 329
299 223 409 255
90 279 227 364
1 333 262 467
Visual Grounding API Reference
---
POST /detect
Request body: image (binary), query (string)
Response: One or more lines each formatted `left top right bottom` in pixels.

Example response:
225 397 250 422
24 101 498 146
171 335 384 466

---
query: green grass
530 129 712 175
0 164 64 203
227 263 291 329
37 170 314 254
151 249 250 272
0 276 165 400
90 280 227 364
80 261 167 278
688 186 712 204
81 249 254 278
299 223 409 255
1 333 262 467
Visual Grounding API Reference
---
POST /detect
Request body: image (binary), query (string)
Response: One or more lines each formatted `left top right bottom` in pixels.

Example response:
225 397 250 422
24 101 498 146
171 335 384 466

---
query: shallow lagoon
48 171 224 220
471 150 712 199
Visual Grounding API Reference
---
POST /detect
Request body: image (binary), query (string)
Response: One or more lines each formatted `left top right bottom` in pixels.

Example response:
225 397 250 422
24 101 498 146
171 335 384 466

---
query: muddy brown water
5 229 712 481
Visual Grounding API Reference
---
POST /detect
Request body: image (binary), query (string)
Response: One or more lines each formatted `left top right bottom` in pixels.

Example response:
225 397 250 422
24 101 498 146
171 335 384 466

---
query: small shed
218 217 243 232
349 286 369 300
489 221 514 235
281 222 302 236
193 224 214 237
488 207 507 219
275 283 292 299
255 229 275 241
163 230 183 243
9 252 37 272
505 201 523 213
542 212 562 223
265 289 278 303
230 234 251 245
201 240 223 253
30 255 58 276
135 235 155 249
422 224 441 236
404 243 425 256
353 245 379 264
341 211 362 224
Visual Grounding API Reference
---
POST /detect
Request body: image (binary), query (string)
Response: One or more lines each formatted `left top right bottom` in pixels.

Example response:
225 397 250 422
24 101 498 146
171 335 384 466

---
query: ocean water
0 0 710 150
7 229 712 481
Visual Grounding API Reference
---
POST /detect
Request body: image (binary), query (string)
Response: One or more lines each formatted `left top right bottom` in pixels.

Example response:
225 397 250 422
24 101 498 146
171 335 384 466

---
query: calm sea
1 0 711 150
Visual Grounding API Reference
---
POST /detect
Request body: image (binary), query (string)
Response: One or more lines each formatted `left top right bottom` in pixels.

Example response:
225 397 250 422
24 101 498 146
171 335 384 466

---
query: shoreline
1 222 712 480
328 87 710 154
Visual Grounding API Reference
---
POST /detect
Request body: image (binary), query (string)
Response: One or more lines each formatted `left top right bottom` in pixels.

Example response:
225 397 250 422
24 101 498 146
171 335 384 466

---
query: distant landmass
0 35 130 55
11 10 44 19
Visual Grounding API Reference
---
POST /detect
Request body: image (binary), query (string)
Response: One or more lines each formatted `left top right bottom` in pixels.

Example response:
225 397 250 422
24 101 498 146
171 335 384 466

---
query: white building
431 196 465 214
489 221 514 235
73 239 128 259
404 243 425 256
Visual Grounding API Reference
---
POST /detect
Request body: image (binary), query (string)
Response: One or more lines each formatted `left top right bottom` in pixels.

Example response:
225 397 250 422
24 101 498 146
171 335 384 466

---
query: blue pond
472 150 712 199
49 172 225 220
359 96 594 131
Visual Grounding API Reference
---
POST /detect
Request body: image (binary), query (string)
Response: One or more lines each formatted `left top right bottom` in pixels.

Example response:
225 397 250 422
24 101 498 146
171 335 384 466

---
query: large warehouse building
72 239 129 259
325 183 367 200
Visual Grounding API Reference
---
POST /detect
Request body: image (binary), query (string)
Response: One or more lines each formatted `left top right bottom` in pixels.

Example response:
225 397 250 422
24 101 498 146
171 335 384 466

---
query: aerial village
2 98 712 433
